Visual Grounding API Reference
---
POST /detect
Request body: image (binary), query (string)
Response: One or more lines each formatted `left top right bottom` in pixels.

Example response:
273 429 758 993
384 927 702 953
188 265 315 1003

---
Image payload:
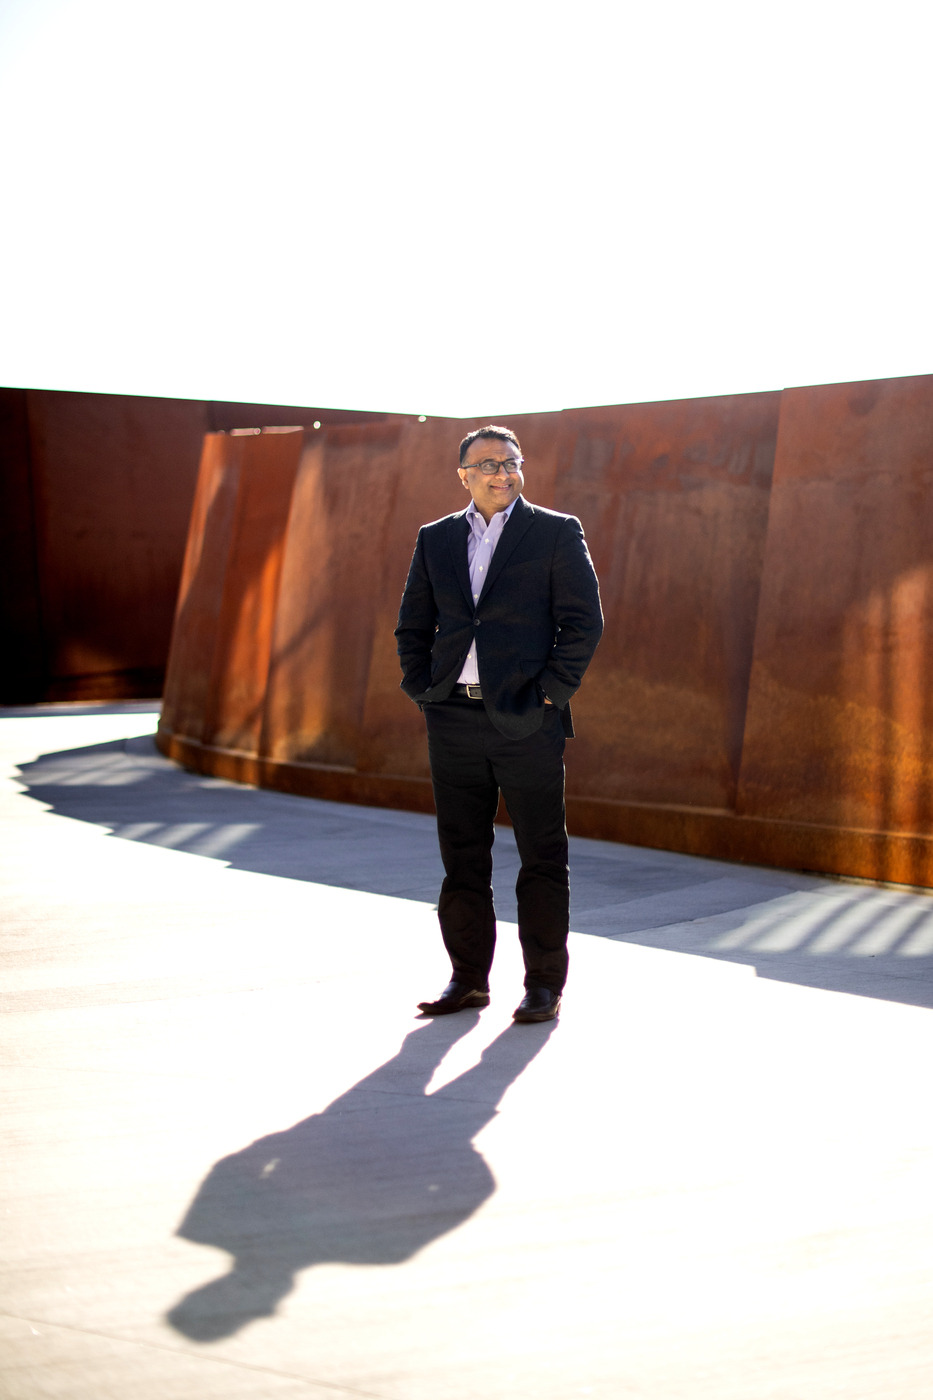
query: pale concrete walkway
3 705 933 1398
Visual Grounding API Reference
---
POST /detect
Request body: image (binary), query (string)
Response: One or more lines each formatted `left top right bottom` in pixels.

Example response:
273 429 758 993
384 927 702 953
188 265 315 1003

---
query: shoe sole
418 995 490 1015
512 1005 560 1023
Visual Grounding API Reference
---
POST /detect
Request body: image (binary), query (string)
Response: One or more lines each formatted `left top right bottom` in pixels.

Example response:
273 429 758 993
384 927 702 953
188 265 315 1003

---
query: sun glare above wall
0 0 931 417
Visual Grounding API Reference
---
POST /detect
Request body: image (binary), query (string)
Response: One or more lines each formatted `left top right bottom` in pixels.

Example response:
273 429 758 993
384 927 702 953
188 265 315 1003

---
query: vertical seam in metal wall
731 389 785 810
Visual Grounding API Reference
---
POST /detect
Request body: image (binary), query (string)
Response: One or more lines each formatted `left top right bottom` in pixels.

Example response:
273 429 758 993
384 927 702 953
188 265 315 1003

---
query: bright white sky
0 0 930 417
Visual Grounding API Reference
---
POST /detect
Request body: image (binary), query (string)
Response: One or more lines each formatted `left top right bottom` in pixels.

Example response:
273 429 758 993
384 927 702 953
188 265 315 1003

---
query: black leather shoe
512 987 561 1022
417 980 490 1015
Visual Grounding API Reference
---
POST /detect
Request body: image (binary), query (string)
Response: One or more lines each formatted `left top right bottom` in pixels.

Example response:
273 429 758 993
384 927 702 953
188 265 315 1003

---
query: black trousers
424 694 570 995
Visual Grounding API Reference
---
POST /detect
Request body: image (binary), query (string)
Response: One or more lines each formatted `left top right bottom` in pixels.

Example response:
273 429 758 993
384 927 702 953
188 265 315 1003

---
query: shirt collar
465 496 519 531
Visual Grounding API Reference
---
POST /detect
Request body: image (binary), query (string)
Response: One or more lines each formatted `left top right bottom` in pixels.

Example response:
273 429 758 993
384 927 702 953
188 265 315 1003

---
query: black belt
453 683 483 699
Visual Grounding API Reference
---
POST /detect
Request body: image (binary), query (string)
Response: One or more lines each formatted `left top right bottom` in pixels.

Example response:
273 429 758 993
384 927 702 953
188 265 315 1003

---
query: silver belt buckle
465 684 482 699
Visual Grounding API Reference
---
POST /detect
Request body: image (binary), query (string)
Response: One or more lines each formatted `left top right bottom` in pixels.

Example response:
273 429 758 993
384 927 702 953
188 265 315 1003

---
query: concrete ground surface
3 704 933 1400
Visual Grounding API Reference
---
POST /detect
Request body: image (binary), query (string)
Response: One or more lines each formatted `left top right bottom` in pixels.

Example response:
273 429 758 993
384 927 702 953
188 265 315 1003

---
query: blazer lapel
447 511 475 612
476 496 535 605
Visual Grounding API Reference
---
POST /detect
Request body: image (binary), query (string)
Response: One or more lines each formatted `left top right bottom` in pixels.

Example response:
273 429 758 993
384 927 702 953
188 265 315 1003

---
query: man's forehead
463 436 520 461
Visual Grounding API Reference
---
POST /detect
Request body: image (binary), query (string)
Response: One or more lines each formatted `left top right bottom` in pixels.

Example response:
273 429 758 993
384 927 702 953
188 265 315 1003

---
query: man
395 425 603 1023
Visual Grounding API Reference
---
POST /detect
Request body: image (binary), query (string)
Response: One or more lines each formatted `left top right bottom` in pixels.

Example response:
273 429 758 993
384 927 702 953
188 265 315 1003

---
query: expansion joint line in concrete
0 1309 391 1399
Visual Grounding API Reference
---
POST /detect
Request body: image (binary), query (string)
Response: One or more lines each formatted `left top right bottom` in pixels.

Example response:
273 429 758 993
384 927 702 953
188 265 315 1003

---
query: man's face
458 436 524 520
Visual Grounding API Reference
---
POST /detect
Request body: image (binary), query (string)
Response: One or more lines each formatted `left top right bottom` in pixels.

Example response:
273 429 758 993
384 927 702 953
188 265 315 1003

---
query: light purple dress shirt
457 496 519 685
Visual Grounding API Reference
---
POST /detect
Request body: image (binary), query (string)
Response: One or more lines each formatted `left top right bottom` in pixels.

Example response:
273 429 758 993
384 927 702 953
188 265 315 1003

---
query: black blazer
396 495 603 739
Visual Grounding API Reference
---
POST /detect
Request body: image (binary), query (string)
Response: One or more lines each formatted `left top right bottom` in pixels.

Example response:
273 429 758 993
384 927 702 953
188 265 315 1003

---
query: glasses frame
467 455 525 476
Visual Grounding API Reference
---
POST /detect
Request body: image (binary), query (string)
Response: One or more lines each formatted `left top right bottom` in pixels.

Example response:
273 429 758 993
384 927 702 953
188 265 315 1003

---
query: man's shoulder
521 500 579 525
418 508 469 535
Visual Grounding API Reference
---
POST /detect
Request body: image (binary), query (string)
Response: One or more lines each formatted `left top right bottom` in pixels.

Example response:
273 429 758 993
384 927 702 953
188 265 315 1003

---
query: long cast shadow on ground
167 1014 555 1341
16 735 933 1011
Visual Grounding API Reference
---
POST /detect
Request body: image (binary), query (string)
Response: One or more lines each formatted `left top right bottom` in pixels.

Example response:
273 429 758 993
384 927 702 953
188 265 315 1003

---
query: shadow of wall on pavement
16 734 451 904
600 883 933 1010
167 1015 556 1341
16 734 933 1012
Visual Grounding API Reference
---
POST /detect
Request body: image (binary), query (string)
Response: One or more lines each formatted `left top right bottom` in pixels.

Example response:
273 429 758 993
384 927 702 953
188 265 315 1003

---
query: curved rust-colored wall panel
0 389 394 703
200 429 305 754
156 376 933 887
262 422 406 771
159 431 245 738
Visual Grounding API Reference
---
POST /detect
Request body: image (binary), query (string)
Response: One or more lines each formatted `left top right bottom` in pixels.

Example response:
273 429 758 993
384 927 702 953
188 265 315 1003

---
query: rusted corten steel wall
734 374 933 885
157 380 933 884
1 388 209 701
0 388 392 702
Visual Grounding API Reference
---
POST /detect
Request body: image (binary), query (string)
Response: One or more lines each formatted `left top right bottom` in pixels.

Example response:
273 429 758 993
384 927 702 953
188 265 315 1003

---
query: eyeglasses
468 456 525 475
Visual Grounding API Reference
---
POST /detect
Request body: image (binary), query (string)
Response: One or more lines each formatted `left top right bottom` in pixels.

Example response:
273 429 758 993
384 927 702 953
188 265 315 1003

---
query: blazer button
473 618 481 626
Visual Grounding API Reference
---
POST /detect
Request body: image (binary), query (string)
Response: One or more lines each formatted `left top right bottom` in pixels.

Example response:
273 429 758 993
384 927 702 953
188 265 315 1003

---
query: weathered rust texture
156 375 933 887
160 432 246 740
736 374 933 884
158 413 565 803
26 390 212 695
556 393 780 810
2 389 210 700
0 387 394 703
200 429 306 754
161 428 306 754
209 401 392 433
156 398 776 828
0 389 45 698
262 422 406 771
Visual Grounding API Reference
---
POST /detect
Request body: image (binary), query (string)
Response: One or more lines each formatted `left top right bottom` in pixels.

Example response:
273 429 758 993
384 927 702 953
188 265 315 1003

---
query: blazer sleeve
538 516 603 709
395 528 437 701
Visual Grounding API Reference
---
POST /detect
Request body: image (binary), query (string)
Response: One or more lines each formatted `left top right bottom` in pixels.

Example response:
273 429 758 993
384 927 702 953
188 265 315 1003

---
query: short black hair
459 424 522 465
